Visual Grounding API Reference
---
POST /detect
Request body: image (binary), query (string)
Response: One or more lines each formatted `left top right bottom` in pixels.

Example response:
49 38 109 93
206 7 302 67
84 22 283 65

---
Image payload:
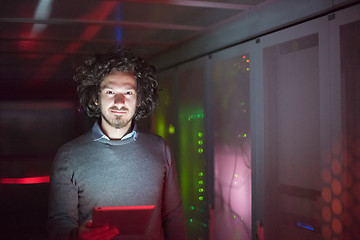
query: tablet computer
92 205 155 235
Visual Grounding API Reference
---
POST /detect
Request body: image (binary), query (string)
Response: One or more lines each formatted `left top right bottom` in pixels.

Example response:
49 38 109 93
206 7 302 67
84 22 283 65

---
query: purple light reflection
214 142 251 239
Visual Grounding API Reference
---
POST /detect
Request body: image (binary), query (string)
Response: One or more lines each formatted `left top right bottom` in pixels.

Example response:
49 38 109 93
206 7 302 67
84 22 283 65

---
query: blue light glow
115 4 123 43
296 221 314 231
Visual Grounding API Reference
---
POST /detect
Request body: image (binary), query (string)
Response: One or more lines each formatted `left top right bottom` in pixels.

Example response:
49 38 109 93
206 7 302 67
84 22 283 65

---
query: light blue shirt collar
92 121 137 141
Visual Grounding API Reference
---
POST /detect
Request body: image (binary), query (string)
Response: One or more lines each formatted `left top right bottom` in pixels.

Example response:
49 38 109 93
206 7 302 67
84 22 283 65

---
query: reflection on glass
178 66 208 240
153 65 208 240
213 54 251 239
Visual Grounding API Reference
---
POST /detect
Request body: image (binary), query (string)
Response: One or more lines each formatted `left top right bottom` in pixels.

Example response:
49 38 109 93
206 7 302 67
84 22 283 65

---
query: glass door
259 14 329 240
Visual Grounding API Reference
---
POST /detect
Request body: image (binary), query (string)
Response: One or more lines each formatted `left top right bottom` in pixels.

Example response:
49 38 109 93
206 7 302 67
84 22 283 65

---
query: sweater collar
92 121 137 143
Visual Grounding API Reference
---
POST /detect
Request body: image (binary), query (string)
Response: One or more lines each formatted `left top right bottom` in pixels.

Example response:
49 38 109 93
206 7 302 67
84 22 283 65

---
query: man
48 47 186 240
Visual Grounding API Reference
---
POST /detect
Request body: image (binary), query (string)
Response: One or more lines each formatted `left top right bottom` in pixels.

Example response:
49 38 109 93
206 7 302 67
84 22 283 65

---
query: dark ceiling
0 0 270 100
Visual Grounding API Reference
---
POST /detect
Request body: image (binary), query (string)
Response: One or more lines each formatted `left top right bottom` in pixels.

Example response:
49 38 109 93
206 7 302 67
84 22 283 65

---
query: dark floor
0 184 48 240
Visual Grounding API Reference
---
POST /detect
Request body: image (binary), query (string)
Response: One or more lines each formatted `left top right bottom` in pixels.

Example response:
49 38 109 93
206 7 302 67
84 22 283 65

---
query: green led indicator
188 113 204 121
190 219 193 223
198 140 203 145
199 188 204 192
199 196 204 201
198 172 203 177
168 124 175 134
198 148 204 153
198 132 203 137
198 180 203 185
191 206 195 210
238 133 247 138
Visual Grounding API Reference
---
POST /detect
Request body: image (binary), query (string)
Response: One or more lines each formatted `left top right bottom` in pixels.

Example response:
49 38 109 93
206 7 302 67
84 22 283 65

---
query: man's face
97 71 137 130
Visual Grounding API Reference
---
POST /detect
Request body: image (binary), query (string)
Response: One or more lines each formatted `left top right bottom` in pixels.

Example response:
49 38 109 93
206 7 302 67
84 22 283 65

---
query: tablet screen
92 205 155 235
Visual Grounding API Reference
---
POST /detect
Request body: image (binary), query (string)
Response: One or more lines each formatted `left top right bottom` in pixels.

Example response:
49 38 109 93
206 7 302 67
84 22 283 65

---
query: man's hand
78 220 119 240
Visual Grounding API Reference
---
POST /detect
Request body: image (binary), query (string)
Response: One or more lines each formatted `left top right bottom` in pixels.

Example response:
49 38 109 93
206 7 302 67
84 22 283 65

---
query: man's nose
114 94 125 105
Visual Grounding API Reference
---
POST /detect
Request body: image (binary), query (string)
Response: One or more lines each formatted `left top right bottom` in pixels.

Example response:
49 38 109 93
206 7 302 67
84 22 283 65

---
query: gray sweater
48 125 186 240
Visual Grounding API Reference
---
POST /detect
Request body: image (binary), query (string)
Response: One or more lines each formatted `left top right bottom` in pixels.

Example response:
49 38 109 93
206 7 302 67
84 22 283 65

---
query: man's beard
101 107 134 129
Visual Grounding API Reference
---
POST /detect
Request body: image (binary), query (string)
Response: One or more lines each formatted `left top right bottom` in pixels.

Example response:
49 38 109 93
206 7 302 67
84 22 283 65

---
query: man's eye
125 91 134 95
106 90 115 95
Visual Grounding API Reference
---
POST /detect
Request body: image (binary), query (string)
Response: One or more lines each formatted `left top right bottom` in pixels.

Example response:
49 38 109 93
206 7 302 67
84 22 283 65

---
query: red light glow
94 205 155 211
28 2 118 87
0 176 50 184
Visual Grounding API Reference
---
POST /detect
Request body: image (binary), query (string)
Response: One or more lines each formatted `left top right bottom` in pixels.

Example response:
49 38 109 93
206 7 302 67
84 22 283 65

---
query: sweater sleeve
47 148 79 240
161 143 187 240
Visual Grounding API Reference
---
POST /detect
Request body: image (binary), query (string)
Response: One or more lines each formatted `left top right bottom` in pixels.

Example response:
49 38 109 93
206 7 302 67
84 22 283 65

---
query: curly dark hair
73 47 158 121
